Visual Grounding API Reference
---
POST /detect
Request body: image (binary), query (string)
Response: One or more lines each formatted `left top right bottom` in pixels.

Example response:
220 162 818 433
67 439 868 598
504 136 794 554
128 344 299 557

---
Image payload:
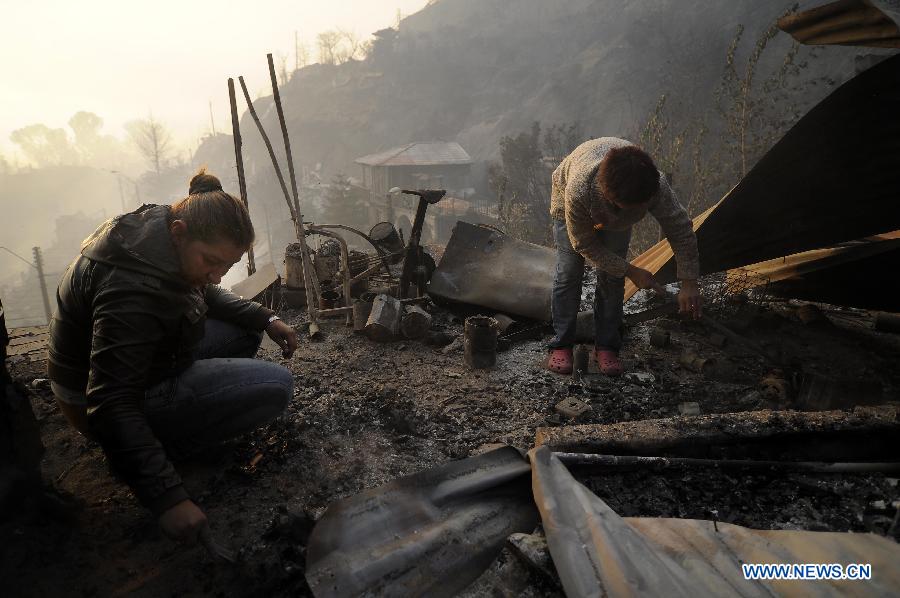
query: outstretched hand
159 499 208 545
266 319 299 358
678 279 702 319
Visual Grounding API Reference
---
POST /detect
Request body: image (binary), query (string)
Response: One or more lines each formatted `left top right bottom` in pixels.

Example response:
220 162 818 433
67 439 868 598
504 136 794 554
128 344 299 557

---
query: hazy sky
0 0 429 161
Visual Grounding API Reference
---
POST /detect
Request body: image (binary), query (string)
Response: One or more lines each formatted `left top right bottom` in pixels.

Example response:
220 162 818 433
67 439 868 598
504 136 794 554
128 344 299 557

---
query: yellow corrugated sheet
727 230 900 289
778 0 900 48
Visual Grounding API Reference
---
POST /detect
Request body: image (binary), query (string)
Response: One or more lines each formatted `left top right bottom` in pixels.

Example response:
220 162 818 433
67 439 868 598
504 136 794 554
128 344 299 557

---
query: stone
507 532 556 578
554 397 592 420
624 372 655 385
678 401 701 416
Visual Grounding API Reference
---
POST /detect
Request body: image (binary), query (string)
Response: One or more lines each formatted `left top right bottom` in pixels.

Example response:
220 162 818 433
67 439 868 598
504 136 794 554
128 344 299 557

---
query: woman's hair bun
188 168 223 195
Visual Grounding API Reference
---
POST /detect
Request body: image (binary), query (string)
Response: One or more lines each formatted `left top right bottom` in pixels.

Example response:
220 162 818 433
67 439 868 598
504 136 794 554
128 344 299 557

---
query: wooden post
32 247 51 325
266 53 321 334
237 76 295 223
237 74 319 332
267 53 303 227
228 78 256 275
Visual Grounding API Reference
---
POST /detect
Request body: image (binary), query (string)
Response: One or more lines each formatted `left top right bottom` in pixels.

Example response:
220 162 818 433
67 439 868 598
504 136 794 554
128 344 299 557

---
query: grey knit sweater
550 137 700 280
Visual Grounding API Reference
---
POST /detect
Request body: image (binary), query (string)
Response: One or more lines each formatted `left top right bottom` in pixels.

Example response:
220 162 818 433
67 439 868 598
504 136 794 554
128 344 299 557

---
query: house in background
354 142 480 243
355 142 474 199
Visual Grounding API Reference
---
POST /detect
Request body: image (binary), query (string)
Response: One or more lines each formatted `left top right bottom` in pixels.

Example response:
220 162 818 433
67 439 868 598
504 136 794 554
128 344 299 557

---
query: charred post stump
400 305 432 340
365 294 402 342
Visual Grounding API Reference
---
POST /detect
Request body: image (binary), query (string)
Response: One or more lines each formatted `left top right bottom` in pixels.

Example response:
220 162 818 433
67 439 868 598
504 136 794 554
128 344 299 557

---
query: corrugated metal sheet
305 446 538 598
778 0 900 48
530 446 900 598
355 142 473 166
729 231 900 287
731 231 900 311
636 53 900 293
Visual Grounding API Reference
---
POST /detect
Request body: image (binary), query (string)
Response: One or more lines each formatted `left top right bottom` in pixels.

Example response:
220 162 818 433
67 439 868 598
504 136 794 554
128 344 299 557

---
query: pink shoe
547 348 574 374
595 349 623 376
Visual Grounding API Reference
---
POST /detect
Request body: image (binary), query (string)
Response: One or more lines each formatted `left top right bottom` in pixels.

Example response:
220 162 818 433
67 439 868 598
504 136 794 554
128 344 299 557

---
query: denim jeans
140 319 293 455
53 319 293 455
549 219 631 351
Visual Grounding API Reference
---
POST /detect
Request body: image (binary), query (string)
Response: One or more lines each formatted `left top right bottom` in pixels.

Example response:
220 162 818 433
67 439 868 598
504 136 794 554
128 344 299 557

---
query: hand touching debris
266 318 299 358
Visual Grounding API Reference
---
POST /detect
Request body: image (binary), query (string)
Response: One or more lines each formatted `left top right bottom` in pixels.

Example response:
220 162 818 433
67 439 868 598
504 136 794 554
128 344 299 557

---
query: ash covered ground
3 294 899 597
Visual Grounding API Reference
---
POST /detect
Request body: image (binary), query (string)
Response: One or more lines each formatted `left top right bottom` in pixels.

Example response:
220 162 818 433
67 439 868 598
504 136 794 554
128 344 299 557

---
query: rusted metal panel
428 221 555 321
530 446 900 598
534 408 900 461
305 446 538 598
778 0 900 48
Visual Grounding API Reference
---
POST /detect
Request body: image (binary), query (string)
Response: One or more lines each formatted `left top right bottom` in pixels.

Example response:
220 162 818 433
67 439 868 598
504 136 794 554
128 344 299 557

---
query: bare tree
317 30 341 65
295 31 310 70
276 51 291 86
125 115 172 175
335 28 361 63
317 28 366 66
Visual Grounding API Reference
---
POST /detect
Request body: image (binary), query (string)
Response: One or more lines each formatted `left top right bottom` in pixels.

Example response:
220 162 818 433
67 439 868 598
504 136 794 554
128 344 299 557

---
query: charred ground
3 294 899 596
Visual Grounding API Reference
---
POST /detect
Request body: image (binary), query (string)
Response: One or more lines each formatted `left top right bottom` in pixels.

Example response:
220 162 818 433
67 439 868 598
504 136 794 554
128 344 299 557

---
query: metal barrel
369 222 405 264
464 316 499 369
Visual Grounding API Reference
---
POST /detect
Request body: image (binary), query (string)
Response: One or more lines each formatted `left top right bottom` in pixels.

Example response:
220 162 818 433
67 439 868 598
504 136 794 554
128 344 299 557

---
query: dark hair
169 168 255 247
597 145 661 205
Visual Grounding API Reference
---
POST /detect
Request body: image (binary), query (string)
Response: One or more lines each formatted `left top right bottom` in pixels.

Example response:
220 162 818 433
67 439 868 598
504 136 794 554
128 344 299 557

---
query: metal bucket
464 316 499 369
320 289 340 311
369 222 404 264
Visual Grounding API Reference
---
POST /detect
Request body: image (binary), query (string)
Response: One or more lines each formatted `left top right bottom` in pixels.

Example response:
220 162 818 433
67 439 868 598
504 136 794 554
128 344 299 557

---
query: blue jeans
549 219 631 351
141 319 293 455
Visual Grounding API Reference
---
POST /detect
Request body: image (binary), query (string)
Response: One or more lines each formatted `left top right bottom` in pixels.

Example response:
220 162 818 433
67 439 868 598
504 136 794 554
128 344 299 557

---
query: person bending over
48 170 298 544
548 138 701 375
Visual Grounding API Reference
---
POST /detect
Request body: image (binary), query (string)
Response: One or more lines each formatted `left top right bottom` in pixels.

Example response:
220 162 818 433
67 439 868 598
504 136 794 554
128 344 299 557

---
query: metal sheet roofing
355 142 473 167
778 0 900 48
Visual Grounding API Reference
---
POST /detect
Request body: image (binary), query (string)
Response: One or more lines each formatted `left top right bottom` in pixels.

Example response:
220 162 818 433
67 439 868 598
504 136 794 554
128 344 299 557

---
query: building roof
355 142 472 167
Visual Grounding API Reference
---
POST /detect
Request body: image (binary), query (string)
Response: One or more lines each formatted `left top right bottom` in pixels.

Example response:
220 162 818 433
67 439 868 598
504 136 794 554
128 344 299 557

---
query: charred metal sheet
531 445 900 597
755 234 900 312
305 446 538 598
428 222 555 321
429 222 671 340
648 53 900 285
535 408 900 462
229 262 278 301
779 0 900 48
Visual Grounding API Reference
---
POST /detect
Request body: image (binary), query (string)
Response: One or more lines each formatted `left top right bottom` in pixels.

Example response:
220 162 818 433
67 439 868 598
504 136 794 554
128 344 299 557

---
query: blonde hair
169 168 255 248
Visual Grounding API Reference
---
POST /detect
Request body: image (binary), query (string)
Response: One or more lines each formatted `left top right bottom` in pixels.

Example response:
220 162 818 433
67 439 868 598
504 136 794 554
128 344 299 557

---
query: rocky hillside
197 0 881 204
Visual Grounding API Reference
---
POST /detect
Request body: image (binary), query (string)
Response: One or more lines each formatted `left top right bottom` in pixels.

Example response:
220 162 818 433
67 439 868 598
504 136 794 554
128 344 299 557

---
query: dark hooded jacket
48 204 274 514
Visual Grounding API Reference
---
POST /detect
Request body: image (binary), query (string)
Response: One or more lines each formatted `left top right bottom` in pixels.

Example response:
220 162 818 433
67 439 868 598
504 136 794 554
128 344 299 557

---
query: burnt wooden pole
237 77 295 224
267 53 303 224
265 53 321 335
31 247 51 325
228 78 256 275
237 75 320 323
